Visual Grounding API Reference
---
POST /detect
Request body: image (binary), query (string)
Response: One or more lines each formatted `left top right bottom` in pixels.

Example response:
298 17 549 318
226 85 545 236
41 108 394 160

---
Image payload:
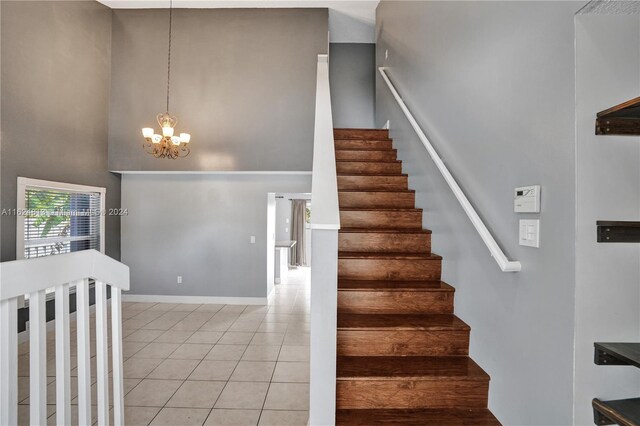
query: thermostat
514 185 540 213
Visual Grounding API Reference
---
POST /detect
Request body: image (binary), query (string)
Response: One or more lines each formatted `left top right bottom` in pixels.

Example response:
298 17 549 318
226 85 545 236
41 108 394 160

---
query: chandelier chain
166 0 173 112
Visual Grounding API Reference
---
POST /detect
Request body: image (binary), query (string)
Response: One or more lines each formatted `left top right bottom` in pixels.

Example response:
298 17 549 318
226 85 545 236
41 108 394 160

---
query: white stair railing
379 67 521 272
0 249 130 425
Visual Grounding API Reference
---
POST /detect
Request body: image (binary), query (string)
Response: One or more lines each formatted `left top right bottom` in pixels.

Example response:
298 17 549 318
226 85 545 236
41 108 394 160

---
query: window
17 178 105 260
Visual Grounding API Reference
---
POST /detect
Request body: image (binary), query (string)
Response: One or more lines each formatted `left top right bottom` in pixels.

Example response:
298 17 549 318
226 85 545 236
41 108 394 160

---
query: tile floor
17 267 311 425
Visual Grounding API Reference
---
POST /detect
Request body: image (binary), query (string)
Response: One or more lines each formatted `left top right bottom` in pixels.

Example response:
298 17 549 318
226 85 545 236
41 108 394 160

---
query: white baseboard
122 294 268 305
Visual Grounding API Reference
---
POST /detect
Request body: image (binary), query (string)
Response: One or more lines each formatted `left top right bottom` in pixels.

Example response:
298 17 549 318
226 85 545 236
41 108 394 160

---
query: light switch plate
514 185 540 213
519 219 540 248
250 236 256 244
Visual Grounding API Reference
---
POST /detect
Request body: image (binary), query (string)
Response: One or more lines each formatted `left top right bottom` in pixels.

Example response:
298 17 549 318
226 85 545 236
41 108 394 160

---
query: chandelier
141 0 190 159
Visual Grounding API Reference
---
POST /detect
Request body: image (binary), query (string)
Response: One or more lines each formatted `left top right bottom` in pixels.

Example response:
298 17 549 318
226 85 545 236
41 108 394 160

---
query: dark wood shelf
597 221 640 243
595 343 640 368
593 397 640 426
596 96 640 136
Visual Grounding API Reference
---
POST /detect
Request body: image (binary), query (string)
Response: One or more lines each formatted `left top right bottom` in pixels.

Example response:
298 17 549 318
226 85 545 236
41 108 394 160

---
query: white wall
574 13 640 426
375 2 578 424
121 174 311 300
329 43 376 128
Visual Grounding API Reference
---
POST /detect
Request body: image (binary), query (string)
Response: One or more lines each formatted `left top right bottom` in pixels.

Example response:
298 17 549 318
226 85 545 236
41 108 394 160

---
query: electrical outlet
177 276 182 284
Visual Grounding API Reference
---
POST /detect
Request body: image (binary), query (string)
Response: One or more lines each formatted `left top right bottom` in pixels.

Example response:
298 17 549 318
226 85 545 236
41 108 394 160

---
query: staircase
333 128 501 425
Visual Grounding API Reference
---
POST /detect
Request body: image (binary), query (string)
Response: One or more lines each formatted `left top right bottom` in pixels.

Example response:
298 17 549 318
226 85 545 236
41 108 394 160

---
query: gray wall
109 8 328 172
376 2 578 424
574 13 640 426
0 0 120 262
121 174 311 299
329 43 375 128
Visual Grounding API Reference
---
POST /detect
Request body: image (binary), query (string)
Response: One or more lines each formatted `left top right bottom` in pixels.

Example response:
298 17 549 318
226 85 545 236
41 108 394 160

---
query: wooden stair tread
338 279 454 292
336 408 501 425
336 148 396 152
339 207 422 212
339 252 441 260
336 160 401 163
338 173 407 177
339 228 431 234
595 342 640 368
339 189 415 193
338 313 469 331
335 138 393 142
336 356 489 381
593 397 640 426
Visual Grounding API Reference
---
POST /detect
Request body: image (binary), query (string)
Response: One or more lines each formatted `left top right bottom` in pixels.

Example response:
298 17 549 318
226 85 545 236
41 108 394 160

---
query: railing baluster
111 287 125 425
76 279 92 426
55 284 71 425
95 280 110 425
0 298 18 426
29 290 47 425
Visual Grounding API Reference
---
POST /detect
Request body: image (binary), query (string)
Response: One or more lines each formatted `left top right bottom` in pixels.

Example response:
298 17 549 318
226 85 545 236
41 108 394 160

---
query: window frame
17 177 107 260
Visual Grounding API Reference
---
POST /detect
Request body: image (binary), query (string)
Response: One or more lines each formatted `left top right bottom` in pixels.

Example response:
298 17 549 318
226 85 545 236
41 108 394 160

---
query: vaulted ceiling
97 0 379 42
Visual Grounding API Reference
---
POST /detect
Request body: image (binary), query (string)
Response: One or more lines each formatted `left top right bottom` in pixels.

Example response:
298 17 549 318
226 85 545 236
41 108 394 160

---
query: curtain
290 199 307 266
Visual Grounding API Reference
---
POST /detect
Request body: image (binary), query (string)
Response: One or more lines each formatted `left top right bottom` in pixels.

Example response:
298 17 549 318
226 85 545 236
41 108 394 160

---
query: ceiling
97 0 380 43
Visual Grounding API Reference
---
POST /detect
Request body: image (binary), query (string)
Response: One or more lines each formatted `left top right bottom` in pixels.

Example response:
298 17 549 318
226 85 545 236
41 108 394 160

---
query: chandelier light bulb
162 126 174 137
171 136 181 145
180 133 191 144
152 134 163 144
142 127 154 138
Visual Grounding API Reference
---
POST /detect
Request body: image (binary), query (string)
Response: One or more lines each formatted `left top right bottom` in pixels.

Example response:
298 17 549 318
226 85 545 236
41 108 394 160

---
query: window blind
24 187 101 259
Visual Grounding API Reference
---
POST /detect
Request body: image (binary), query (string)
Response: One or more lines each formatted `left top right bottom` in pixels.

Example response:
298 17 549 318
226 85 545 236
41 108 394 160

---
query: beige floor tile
170 343 214 360
229 361 275 382
147 358 200 380
123 358 164 379
205 409 260 425
258 410 308 426
123 341 149 358
272 362 309 383
205 345 247 361
278 346 309 362
228 321 262 332
166 380 226 408
124 406 161 426
124 379 182 407
199 320 233 332
214 382 269 409
218 332 255 345
187 331 224 344
154 330 194 344
250 333 285 346
171 319 208 331
263 383 309 410
147 303 178 311
241 345 281 361
195 304 225 313
132 342 180 359
219 305 247 313
150 407 210 425
171 304 202 312
242 305 269 314
282 333 309 347
257 322 288 333
124 329 164 343
189 360 238 381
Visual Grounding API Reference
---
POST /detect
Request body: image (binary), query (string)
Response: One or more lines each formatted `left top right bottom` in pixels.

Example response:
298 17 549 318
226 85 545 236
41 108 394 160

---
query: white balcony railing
0 249 130 425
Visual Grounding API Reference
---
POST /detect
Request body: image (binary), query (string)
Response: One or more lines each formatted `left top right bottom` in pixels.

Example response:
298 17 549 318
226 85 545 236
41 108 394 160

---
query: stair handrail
379 67 521 272
0 249 130 426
